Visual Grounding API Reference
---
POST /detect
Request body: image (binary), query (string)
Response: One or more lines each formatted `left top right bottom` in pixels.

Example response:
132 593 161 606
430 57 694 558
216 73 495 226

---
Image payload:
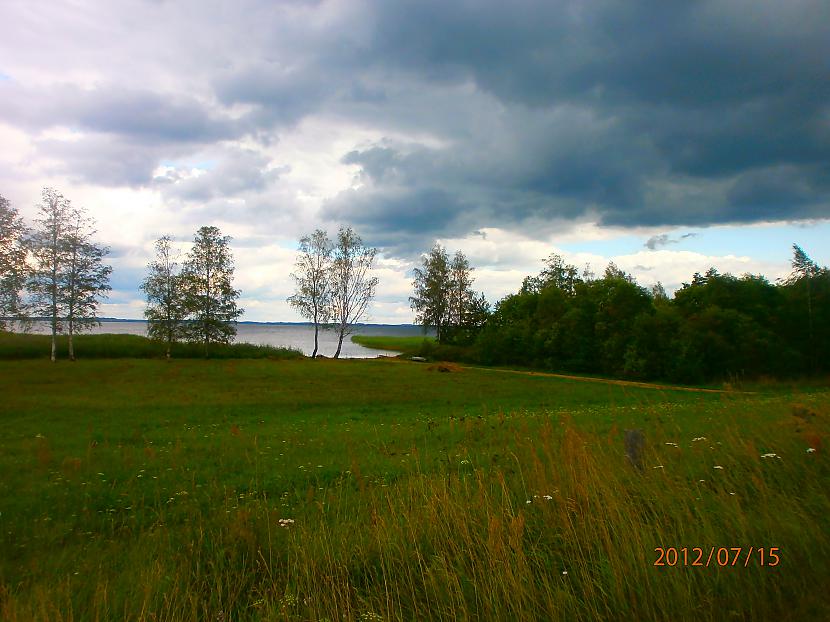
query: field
1 357 828 621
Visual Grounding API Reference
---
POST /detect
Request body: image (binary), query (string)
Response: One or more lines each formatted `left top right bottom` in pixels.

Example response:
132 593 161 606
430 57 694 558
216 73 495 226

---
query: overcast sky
1 0 828 323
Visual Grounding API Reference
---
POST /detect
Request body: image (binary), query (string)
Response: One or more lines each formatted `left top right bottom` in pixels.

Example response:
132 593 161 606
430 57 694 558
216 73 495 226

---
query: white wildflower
806 448 817 454
692 437 706 442
760 453 781 459
713 465 724 470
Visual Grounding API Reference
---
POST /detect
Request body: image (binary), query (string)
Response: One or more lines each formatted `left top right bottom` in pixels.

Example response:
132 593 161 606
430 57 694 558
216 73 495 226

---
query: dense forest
425 246 828 384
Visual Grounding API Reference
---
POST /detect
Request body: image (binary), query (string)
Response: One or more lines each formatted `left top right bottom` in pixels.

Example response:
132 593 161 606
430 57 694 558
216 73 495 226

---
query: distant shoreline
8 317 421 328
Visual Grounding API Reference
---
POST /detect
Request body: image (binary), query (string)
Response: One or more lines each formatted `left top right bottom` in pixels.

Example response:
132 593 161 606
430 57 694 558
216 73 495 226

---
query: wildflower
543 495 553 500
692 437 706 442
713 465 724 470
760 453 781 459
278 518 295 528
806 448 817 454
526 499 532 504
664 442 679 447
562 570 568 575
653 465 664 469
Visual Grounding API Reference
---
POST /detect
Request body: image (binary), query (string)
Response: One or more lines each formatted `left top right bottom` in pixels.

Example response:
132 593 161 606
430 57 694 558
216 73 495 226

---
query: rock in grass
625 429 645 471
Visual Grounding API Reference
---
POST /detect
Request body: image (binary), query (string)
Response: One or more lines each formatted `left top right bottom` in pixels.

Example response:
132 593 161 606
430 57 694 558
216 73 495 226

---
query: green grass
350 334 436 353
0 358 828 620
0 332 303 360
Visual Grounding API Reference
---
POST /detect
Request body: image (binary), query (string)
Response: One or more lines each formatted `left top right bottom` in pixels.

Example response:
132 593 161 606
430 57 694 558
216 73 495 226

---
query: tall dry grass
2 404 827 621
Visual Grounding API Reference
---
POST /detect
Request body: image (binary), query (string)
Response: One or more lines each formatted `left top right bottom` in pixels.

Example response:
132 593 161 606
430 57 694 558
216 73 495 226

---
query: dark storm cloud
3 0 828 239
322 0 830 236
0 83 240 143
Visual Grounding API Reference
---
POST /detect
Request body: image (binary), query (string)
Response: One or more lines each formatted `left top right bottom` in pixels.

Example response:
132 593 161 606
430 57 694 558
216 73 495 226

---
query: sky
1 0 828 323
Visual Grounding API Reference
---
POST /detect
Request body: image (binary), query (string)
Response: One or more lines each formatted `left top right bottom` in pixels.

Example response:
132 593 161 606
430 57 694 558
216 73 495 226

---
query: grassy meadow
0 355 828 621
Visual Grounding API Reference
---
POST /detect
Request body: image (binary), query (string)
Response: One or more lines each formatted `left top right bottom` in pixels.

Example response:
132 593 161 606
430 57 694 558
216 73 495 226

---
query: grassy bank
0 358 828 620
350 334 435 353
0 332 302 360
350 334 473 363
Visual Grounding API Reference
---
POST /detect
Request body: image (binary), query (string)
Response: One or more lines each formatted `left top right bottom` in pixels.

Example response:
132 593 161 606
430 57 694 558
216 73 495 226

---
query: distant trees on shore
410 243 489 344
465 246 829 383
0 188 112 361
288 226 378 358
142 227 242 358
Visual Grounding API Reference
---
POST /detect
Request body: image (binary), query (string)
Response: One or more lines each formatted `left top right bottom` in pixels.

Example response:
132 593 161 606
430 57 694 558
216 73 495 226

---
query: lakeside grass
0 332 303 360
350 334 436 353
0 358 828 620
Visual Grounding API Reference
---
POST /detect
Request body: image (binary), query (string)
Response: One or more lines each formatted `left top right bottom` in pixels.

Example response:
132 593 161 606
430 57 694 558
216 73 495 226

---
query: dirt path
464 366 745 394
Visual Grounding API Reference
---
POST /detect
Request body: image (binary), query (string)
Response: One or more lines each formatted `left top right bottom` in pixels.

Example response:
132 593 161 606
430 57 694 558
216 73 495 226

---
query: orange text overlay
654 547 780 567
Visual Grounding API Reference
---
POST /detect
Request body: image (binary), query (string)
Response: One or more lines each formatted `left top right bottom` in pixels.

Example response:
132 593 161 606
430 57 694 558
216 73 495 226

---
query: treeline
0 188 246 360
412 246 829 384
0 188 112 361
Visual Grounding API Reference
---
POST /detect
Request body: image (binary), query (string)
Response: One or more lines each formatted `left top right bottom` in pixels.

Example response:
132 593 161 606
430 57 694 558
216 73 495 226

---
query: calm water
17 320 430 358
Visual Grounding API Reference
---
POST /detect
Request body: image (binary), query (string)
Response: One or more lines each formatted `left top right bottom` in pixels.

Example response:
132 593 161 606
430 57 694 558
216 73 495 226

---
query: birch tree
288 229 332 358
28 187 72 361
329 226 378 359
61 210 112 360
141 235 187 358
180 226 243 356
0 195 29 331
410 243 450 342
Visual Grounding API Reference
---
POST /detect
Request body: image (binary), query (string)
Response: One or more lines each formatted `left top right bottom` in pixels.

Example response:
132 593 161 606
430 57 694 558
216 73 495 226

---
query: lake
16 320 433 358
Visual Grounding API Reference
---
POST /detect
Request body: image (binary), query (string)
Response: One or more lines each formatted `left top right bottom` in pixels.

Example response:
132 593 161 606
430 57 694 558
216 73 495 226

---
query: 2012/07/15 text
654 547 780 567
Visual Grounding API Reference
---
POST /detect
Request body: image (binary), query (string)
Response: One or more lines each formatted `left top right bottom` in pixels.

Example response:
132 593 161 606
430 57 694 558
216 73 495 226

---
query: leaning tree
288 229 333 358
329 226 378 359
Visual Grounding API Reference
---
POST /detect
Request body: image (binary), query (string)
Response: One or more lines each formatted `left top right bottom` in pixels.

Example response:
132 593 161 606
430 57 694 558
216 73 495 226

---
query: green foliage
0 195 28 329
180 226 243 355
411 244 489 344
349 335 436 353
329 227 379 358
26 187 112 361
475 246 829 383
287 229 333 358
0 359 827 619
141 235 188 356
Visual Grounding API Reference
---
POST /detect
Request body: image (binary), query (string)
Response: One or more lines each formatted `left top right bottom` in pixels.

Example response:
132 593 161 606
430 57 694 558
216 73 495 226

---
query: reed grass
0 332 302 360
